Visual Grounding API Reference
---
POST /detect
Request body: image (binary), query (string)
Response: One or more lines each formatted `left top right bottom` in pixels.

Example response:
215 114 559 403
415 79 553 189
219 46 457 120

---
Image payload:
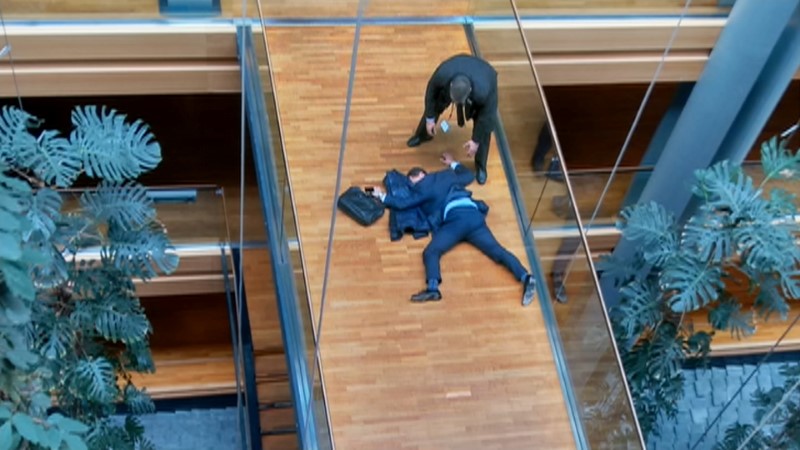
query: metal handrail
507 0 647 447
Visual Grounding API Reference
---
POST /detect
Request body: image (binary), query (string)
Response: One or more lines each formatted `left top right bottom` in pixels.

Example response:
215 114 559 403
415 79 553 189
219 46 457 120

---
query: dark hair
407 167 427 178
449 75 472 104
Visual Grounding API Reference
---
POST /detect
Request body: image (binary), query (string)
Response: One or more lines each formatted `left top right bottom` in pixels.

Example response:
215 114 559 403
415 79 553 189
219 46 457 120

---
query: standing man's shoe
476 167 488 185
411 289 442 302
522 275 537 306
406 135 432 148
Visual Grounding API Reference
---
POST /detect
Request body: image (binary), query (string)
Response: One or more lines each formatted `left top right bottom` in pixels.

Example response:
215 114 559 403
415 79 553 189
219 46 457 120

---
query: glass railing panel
0 0 263 20
471 1 644 447
470 0 731 18
59 185 228 247
250 17 333 449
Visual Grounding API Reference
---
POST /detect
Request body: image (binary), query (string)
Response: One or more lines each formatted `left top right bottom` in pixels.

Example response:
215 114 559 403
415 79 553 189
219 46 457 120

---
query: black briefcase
337 186 385 226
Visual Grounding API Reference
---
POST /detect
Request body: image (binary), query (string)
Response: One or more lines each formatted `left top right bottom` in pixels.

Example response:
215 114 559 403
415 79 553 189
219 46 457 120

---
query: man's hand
370 186 384 198
464 140 479 157
440 152 456 166
426 120 437 137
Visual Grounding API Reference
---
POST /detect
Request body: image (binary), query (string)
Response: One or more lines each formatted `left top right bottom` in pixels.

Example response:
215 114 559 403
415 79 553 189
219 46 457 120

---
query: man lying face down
371 152 537 305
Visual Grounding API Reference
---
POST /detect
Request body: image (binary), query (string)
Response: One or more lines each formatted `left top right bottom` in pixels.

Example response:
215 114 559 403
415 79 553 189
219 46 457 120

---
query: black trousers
413 101 492 173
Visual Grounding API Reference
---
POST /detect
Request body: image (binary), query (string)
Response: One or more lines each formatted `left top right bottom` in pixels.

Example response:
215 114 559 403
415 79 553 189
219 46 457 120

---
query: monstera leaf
681 208 734 264
714 423 768 450
0 170 32 261
123 385 154 415
25 188 62 242
708 295 755 339
618 201 676 247
90 294 151 344
70 106 161 182
693 161 761 220
754 277 790 321
732 219 796 272
662 253 723 312
72 358 117 403
760 136 799 182
15 130 82 188
80 181 155 232
616 277 662 339
106 221 178 280
767 188 798 216
0 106 38 165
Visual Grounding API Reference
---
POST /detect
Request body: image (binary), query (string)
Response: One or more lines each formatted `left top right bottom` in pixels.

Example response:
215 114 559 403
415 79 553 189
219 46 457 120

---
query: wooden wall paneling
132 293 237 399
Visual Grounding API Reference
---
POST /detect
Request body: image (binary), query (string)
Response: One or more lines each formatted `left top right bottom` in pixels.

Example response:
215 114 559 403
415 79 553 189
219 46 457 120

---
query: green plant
600 136 800 438
716 363 800 450
0 105 177 450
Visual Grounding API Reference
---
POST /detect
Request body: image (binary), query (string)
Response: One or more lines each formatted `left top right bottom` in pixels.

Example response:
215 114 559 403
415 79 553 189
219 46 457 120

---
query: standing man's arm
423 69 447 124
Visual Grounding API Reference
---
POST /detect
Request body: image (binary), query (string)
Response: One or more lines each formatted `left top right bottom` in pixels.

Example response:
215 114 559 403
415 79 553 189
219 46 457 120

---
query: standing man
371 152 537 305
406 54 498 185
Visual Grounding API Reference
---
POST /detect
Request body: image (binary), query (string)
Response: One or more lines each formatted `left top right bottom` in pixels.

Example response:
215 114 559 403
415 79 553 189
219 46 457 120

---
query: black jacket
383 170 430 241
424 54 498 144
383 163 483 232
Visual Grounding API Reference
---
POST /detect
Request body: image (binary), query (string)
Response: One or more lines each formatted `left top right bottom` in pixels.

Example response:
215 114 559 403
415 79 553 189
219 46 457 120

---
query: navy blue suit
382 163 528 285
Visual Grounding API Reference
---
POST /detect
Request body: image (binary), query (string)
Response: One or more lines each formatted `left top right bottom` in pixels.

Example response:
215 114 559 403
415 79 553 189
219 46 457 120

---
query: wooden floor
267 24 574 449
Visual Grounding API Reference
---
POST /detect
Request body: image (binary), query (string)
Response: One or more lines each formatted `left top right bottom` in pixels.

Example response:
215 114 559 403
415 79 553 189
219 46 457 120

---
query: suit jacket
382 163 478 231
424 54 498 144
383 169 430 241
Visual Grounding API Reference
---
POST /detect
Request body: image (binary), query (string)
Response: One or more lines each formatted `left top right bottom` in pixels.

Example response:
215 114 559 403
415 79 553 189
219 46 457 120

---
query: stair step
259 401 293 410
257 380 292 403
262 433 299 450
260 407 296 430
261 426 297 436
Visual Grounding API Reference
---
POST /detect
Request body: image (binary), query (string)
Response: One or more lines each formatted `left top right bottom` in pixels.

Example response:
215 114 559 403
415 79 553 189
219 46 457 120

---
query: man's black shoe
406 135 432 148
410 289 442 302
476 167 488 185
522 275 536 306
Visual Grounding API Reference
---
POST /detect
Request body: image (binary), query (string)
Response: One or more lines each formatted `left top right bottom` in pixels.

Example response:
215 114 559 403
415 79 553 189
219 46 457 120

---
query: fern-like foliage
70 106 161 182
80 181 155 232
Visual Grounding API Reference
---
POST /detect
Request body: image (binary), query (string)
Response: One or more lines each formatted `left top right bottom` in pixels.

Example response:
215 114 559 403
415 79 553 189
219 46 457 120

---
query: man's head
449 75 471 105
407 167 427 184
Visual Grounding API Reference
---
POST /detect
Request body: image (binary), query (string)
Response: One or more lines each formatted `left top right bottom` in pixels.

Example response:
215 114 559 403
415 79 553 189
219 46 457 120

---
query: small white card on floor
440 120 450 133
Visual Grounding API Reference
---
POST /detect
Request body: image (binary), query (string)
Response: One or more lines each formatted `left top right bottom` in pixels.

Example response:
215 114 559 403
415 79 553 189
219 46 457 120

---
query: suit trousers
422 207 527 284
413 103 492 173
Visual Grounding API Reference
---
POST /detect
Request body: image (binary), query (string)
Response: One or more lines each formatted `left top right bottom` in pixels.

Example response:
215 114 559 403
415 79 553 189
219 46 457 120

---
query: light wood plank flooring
266 24 575 450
